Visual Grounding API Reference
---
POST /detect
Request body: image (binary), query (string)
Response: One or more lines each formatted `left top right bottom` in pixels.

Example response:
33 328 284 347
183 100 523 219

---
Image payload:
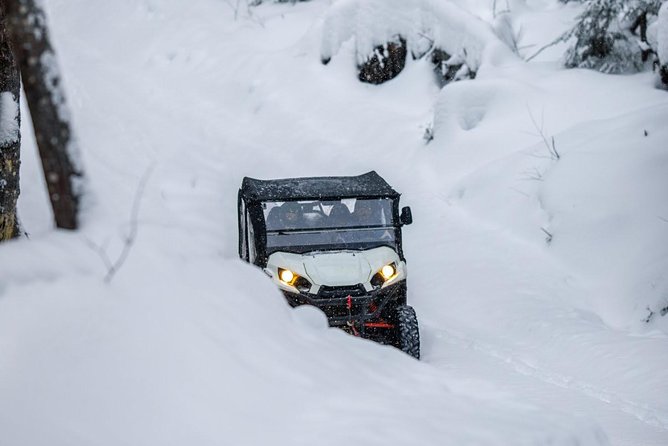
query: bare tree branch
509 187 530 198
103 165 155 283
525 33 569 62
82 165 155 283
540 227 553 244
527 106 560 161
81 235 113 271
520 167 544 181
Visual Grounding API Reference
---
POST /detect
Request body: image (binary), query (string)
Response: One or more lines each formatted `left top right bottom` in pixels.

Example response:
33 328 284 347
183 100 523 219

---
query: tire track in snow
431 326 668 432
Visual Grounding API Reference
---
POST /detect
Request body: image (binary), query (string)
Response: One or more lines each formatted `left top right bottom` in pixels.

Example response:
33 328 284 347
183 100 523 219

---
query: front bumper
282 280 407 329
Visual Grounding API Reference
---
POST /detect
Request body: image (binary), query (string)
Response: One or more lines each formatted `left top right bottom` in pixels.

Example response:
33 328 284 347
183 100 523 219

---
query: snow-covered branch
320 0 513 77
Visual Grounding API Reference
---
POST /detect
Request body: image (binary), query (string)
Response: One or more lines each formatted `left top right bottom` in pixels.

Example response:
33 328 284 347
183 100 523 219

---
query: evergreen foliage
560 0 662 74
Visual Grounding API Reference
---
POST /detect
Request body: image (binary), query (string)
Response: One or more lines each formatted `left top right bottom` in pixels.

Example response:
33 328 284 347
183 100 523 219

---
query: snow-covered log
5 0 84 230
320 0 511 85
0 7 21 241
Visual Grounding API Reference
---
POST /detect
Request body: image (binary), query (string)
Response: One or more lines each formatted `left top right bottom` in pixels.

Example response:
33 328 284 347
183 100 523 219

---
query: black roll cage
238 172 408 267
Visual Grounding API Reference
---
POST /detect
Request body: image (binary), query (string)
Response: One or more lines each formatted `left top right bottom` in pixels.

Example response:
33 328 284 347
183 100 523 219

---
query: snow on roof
320 0 512 72
241 171 399 202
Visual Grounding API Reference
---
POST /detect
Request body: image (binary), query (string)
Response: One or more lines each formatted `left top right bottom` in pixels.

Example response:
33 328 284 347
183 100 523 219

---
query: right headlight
277 267 312 292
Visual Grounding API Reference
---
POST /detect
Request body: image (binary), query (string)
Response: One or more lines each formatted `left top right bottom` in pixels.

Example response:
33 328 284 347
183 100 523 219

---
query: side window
247 210 257 264
240 199 248 261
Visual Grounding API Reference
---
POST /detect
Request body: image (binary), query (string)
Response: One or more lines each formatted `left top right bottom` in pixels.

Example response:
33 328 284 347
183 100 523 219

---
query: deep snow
1 0 667 445
320 0 511 71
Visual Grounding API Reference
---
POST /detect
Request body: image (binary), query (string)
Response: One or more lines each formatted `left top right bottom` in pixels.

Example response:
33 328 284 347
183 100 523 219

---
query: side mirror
400 206 413 226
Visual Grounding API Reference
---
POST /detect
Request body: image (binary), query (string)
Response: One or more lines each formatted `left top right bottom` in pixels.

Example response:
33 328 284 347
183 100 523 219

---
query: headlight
277 267 311 292
279 268 295 284
371 262 397 287
380 263 396 280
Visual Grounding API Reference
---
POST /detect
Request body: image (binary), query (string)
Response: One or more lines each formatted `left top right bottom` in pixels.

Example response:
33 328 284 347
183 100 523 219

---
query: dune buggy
238 171 419 358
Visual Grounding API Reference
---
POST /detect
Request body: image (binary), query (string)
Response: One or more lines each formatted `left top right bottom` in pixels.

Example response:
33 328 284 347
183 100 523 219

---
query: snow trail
434 326 668 431
3 1 667 445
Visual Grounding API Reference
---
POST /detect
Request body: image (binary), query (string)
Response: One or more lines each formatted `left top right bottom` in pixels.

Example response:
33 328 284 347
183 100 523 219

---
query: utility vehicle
238 171 419 358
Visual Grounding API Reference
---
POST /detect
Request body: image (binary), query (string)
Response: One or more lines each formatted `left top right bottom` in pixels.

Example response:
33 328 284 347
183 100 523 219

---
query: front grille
282 281 405 327
321 304 364 320
317 284 367 299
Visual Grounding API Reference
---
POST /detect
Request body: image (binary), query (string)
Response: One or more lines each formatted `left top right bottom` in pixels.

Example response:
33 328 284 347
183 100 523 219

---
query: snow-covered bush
320 0 511 85
561 0 663 74
659 1 668 86
432 48 476 87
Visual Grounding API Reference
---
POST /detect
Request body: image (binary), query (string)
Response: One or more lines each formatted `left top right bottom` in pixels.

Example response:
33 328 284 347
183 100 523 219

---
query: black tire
395 305 420 359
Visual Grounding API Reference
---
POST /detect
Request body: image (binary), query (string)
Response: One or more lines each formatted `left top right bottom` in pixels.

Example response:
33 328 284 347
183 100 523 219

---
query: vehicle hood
302 252 372 286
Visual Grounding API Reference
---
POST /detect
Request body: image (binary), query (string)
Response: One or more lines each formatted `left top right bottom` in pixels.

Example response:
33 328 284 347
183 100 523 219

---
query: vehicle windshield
262 198 396 253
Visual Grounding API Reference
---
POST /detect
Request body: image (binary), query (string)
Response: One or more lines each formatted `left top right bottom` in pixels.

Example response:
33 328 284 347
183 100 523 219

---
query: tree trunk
0 3 20 241
660 2 668 88
5 0 83 230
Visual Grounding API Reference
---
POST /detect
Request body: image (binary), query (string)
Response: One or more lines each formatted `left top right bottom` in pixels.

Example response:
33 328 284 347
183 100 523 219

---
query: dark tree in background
0 4 20 241
563 0 638 73
5 0 83 230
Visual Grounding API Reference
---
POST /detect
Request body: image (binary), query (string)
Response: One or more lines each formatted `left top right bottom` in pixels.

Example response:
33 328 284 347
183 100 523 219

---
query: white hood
303 252 372 286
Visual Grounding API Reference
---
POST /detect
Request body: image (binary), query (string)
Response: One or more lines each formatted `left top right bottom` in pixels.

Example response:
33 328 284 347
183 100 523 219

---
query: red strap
364 322 395 329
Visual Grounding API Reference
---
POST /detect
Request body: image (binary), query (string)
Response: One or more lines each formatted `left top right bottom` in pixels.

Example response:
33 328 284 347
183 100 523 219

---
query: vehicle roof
240 171 400 202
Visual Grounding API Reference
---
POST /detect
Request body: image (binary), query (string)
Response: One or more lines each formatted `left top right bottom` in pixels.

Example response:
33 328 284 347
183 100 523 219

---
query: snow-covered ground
1 0 667 445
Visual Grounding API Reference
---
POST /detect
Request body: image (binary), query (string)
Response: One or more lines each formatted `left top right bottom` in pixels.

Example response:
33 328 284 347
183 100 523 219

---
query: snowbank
0 255 608 446
432 77 536 142
435 70 668 333
2 0 665 444
320 0 514 72
541 106 668 331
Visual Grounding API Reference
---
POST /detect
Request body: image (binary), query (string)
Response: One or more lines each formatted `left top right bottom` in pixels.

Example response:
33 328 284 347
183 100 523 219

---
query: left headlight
380 263 396 280
277 267 312 292
371 262 397 287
